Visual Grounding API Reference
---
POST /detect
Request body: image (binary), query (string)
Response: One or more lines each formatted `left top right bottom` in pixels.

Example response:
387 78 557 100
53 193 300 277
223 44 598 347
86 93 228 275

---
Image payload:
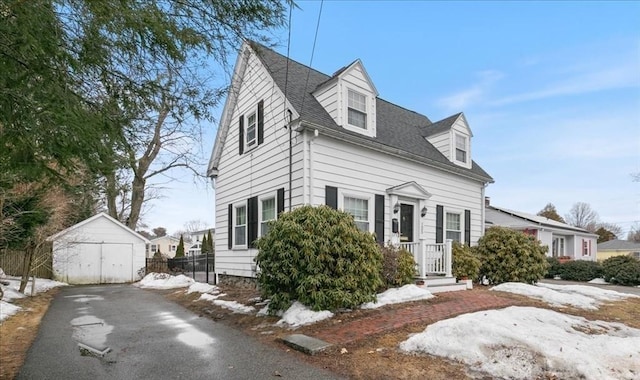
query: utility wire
301 0 324 116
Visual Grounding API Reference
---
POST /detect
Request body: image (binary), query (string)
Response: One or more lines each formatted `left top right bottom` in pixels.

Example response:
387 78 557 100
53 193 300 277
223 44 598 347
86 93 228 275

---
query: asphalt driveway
18 285 341 380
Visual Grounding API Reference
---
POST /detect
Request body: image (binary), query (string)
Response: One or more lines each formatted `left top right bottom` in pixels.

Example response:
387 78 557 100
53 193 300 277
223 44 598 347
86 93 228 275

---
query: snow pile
361 284 434 309
276 301 334 327
186 282 218 295
588 278 608 284
134 273 194 289
400 306 640 380
198 293 226 302
211 300 255 314
491 282 637 310
0 275 68 323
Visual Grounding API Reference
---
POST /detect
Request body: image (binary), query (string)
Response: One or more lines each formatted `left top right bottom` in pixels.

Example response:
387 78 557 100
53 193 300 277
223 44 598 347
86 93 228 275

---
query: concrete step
417 276 457 286
418 281 469 294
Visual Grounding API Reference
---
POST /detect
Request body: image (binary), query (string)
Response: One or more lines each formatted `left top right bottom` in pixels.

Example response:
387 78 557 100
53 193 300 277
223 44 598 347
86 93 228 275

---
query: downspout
288 110 293 211
481 183 488 238
309 129 318 205
302 130 308 204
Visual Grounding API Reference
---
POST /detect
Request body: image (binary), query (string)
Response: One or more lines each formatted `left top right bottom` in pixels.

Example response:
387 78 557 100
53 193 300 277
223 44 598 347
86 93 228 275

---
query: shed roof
47 212 150 243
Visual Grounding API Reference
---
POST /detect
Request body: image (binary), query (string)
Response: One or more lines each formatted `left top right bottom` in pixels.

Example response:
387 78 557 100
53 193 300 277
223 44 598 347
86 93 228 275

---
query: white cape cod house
207 42 493 287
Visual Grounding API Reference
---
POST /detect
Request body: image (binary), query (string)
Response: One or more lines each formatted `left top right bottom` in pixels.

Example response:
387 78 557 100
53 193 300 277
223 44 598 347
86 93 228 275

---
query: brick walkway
312 290 522 345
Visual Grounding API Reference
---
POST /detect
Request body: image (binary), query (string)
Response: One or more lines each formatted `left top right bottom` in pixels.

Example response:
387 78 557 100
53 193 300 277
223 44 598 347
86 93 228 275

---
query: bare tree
184 220 208 234
628 224 640 242
565 202 599 230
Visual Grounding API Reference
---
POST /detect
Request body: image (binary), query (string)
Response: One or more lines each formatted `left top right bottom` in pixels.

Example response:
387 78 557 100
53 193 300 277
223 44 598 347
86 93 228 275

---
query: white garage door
100 243 134 283
56 243 134 284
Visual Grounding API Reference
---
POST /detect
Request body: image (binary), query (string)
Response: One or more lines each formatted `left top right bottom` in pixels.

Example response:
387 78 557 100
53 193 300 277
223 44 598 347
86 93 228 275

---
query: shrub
380 245 416 289
255 205 383 313
544 257 562 279
557 260 603 281
452 242 481 280
602 255 640 286
475 227 549 285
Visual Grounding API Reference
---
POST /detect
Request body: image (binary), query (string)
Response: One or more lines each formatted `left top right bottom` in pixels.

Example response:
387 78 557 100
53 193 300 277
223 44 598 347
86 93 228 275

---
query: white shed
48 213 150 284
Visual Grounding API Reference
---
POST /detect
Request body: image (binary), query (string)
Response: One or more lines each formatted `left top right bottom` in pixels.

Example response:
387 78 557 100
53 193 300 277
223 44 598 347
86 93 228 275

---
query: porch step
415 276 469 293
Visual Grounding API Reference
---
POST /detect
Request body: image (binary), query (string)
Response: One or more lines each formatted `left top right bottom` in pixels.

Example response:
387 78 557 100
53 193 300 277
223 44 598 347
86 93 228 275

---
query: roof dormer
423 113 473 169
313 59 378 138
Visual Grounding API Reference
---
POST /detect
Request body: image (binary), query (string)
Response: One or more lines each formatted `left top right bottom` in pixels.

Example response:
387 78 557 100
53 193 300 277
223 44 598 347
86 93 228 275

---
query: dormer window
347 89 367 129
246 111 257 147
455 133 467 163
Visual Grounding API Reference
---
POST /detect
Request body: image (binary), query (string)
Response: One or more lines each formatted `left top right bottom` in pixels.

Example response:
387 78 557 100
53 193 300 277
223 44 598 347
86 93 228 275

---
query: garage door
100 243 134 283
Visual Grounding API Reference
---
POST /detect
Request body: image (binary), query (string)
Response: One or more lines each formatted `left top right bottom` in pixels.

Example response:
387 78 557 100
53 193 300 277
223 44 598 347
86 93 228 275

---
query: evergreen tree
206 229 214 254
175 235 185 258
201 234 208 254
537 203 565 223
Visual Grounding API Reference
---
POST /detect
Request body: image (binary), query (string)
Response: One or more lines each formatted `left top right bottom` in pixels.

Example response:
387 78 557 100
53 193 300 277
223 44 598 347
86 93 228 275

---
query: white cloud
436 70 504 111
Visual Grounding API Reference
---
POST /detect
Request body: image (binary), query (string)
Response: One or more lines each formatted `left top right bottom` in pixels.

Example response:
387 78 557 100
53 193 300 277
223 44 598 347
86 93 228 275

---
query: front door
400 204 414 242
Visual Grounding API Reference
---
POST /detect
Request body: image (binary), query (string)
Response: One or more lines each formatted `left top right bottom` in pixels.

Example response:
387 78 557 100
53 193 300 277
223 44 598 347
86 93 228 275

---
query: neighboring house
207 42 493 287
189 229 215 245
147 236 180 258
596 239 640 261
47 212 149 284
187 242 202 256
485 201 598 261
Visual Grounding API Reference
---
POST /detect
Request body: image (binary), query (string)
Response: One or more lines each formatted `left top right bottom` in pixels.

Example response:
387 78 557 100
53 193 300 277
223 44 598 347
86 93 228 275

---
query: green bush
557 260 603 281
475 227 549 285
255 205 383 313
602 256 640 286
544 257 562 279
380 245 416 289
452 242 481 280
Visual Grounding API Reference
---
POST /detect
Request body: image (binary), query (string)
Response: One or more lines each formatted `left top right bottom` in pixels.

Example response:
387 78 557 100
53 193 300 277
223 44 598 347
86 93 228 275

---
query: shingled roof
249 42 493 183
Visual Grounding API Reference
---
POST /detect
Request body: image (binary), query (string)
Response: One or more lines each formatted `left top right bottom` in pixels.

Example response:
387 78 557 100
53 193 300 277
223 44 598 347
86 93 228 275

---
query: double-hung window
445 212 462 242
260 197 276 236
234 205 247 246
347 90 367 129
455 134 467 163
344 196 369 231
246 112 257 148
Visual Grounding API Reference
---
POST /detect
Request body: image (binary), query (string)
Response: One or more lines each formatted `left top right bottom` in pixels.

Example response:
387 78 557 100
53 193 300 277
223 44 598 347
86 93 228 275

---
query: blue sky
145 1 640 237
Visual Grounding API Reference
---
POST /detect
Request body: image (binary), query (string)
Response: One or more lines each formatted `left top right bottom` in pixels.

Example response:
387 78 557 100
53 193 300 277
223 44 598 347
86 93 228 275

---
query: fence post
205 253 209 283
192 253 196 280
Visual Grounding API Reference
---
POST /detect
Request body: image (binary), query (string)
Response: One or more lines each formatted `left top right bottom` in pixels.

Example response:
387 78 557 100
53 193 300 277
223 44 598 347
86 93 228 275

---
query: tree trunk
127 174 146 229
105 170 119 220
19 243 35 293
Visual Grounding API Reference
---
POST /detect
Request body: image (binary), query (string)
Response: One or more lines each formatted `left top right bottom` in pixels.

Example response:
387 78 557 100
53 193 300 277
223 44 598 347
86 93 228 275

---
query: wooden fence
0 246 53 279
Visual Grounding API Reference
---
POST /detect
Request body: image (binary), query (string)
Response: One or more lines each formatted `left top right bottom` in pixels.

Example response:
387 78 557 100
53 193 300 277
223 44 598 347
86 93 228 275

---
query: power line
300 0 324 116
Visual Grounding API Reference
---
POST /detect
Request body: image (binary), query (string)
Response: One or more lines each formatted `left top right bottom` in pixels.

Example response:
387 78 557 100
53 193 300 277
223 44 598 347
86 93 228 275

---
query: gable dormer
423 113 473 169
312 59 378 138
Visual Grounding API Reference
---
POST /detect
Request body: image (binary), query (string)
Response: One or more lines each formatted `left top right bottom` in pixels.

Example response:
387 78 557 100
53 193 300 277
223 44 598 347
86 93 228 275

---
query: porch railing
400 240 452 278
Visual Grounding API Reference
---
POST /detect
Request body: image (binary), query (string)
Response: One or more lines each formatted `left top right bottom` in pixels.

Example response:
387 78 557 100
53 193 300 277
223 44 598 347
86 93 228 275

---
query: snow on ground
400 306 640 380
588 278 608 284
361 284 434 309
186 282 218 295
134 273 194 289
211 300 255 314
491 282 637 310
0 275 67 323
198 293 226 302
276 301 334 327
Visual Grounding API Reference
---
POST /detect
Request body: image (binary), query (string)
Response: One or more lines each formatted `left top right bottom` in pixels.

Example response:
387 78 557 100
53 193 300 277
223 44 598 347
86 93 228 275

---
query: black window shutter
374 194 385 244
228 204 233 249
436 205 444 244
325 186 338 209
257 100 264 145
277 187 285 215
247 196 258 248
238 115 244 155
464 209 471 246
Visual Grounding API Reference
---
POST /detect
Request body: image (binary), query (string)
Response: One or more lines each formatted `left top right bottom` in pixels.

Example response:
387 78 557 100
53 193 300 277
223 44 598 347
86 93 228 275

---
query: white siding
426 131 450 160
313 82 339 121
308 135 486 245
214 52 304 277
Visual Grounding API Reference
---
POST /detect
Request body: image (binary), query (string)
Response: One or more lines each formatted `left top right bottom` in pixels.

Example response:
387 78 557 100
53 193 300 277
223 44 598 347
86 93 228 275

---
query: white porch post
445 239 453 277
419 239 426 278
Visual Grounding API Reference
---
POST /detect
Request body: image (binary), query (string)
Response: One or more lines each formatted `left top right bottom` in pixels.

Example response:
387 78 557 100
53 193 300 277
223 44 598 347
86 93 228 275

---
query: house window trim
454 133 468 165
245 110 257 151
338 189 374 233
233 202 248 249
258 193 277 238
445 208 463 243
342 85 375 137
552 236 565 257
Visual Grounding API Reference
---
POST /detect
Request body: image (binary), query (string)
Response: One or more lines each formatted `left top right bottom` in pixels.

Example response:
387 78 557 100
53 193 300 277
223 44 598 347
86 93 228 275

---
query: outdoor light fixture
393 202 400 214
421 206 428 217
